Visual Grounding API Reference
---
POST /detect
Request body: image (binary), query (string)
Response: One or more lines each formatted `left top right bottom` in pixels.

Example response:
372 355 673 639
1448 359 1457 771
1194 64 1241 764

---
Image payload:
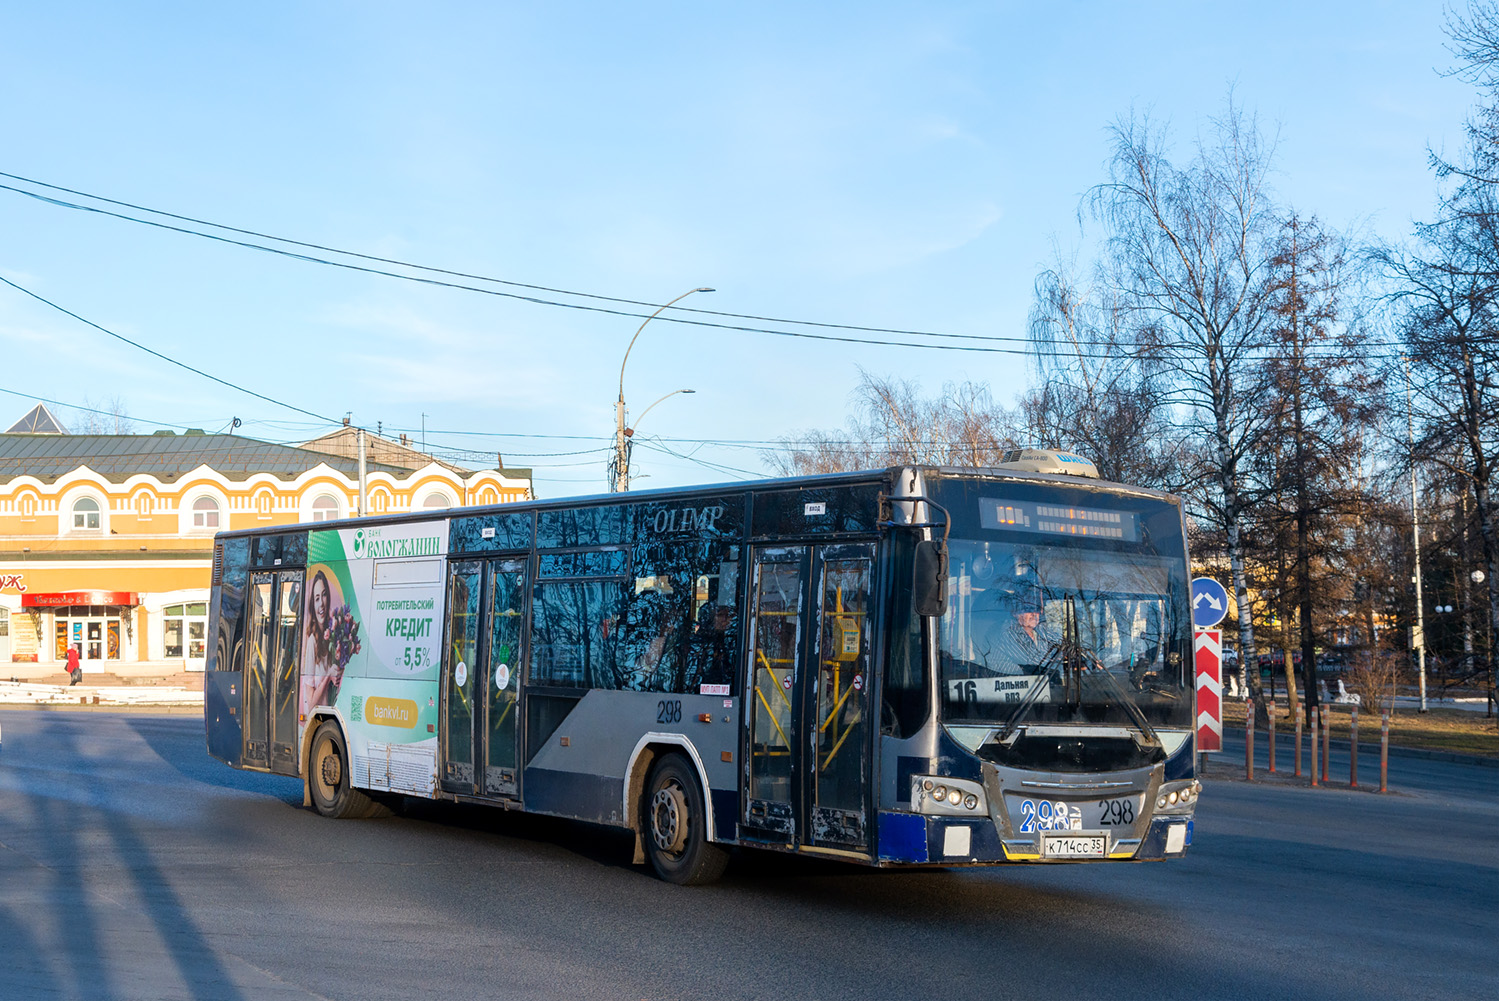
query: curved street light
614 287 713 492
616 389 695 490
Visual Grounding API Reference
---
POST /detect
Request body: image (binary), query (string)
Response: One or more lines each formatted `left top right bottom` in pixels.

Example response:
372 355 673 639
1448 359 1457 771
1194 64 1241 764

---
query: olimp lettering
652 505 725 534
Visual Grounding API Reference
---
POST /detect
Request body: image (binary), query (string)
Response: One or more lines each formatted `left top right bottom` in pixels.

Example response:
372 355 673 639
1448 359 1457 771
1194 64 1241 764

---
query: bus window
211 537 251 672
530 580 626 688
536 504 628 549
686 560 739 693
881 535 927 737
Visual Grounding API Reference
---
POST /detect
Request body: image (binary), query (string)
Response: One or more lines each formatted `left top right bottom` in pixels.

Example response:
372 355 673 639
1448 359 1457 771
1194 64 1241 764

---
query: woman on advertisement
300 569 346 715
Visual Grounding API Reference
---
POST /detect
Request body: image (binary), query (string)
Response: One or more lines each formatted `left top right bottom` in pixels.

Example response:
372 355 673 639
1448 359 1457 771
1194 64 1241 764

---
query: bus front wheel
643 754 728 885
308 721 382 819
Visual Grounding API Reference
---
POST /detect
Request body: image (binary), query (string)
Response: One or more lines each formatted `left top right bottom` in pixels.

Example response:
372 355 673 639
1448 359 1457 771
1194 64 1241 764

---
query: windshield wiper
1082 652 1162 748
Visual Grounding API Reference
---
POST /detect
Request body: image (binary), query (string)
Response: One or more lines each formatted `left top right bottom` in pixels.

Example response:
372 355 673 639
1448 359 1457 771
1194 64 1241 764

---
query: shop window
72 497 101 530
54 606 128 661
163 602 209 659
422 491 453 509
310 494 340 522
192 496 221 529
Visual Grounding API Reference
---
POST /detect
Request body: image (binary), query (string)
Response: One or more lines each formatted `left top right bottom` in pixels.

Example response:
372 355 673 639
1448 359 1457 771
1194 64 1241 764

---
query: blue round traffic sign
1191 577 1230 629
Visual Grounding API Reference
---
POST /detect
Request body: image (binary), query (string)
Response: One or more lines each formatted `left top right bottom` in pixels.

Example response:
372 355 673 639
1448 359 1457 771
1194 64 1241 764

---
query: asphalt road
0 710 1494 1001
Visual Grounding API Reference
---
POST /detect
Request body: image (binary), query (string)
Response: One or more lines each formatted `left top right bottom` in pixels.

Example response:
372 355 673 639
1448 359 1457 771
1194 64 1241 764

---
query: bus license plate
1043 833 1106 858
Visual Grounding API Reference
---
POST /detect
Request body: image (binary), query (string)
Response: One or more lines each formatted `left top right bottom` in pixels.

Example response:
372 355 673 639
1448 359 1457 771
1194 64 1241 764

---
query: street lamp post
1403 354 1429 712
617 389 696 488
614 287 713 492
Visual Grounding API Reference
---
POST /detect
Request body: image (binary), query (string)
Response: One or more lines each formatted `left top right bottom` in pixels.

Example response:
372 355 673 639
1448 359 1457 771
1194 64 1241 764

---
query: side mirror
913 540 948 617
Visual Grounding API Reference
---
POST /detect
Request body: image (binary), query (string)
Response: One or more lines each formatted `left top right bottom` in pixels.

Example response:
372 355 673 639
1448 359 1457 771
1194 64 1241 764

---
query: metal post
1307 707 1319 785
1320 707 1330 785
1268 707 1277 773
1245 704 1254 781
1403 355 1429 712
1380 712 1390 793
1294 710 1302 777
1349 705 1359 788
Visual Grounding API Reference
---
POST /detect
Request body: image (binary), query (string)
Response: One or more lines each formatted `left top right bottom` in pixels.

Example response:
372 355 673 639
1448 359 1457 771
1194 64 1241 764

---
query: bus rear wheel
308 720 382 819
643 754 727 885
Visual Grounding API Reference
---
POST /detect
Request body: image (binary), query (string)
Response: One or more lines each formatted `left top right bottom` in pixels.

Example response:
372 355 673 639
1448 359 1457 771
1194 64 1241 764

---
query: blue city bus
203 455 1199 883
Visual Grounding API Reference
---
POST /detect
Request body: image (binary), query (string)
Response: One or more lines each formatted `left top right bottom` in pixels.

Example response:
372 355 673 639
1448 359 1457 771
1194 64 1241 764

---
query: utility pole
357 425 368 518
1403 355 1429 712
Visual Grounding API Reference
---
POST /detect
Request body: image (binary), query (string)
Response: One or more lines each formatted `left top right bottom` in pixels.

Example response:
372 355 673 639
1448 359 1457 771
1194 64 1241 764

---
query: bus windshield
927 476 1192 734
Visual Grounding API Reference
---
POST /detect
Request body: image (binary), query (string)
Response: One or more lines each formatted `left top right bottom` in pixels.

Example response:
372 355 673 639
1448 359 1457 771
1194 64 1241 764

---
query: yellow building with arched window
0 406 532 675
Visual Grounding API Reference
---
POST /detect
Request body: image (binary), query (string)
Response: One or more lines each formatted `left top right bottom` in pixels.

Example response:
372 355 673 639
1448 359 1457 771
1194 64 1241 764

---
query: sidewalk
0 660 204 707
2 661 204 690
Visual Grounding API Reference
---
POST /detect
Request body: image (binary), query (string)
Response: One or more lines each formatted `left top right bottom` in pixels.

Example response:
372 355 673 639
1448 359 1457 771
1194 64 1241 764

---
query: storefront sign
0 573 25 593
22 591 139 608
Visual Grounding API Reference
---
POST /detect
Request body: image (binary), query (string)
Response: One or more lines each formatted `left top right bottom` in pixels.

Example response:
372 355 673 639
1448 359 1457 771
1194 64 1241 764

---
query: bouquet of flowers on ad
327 603 362 672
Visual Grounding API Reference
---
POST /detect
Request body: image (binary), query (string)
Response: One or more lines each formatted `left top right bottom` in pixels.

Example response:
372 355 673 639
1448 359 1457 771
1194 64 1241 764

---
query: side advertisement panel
303 521 449 795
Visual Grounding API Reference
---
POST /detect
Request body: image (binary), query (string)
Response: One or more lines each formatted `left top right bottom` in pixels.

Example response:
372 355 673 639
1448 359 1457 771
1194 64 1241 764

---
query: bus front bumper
876 812 1193 864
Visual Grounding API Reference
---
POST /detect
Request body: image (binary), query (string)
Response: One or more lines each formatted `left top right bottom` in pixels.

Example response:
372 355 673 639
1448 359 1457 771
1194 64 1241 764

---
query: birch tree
1087 103 1280 723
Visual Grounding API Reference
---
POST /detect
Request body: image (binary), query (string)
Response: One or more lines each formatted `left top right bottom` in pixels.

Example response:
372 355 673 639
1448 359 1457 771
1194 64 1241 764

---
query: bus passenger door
243 570 304 775
744 547 807 838
482 560 526 799
807 545 873 852
441 562 482 793
745 544 874 854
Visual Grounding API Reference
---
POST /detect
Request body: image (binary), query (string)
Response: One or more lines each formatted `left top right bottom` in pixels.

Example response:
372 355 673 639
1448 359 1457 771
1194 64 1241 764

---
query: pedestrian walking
66 644 81 686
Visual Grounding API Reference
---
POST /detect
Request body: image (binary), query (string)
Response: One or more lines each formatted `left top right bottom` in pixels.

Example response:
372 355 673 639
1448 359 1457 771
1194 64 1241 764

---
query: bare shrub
1347 650 1401 715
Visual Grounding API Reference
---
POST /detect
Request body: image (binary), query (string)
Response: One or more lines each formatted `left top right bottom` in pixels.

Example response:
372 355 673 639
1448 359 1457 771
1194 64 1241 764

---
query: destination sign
978 498 1139 541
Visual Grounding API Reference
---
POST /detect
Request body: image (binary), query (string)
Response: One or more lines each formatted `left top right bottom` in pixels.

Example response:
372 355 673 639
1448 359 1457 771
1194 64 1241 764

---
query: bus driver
992 582 1058 675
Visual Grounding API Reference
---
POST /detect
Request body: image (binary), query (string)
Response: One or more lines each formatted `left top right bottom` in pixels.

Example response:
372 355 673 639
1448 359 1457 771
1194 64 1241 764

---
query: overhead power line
0 274 343 427
0 171 1414 358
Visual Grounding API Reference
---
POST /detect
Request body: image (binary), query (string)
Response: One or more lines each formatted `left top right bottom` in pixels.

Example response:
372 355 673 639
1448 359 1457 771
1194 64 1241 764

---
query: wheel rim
313 735 340 802
650 781 690 856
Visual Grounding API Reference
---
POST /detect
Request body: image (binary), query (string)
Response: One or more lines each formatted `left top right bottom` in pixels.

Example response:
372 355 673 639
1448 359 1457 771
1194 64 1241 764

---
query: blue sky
0 1 1474 495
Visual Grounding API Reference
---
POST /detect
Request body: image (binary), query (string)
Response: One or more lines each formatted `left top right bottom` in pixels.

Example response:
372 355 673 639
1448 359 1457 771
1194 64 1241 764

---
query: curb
0 704 203 716
1220 731 1498 769
1328 737 1498 769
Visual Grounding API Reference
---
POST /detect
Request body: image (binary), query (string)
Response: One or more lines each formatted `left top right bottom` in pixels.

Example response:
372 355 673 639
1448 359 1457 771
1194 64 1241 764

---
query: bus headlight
912 776 987 816
1155 780 1200 815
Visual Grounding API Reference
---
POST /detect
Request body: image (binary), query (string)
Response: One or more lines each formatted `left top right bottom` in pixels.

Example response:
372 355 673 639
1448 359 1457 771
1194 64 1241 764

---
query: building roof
0 430 413 484
299 426 475 475
292 427 530 481
5 404 68 434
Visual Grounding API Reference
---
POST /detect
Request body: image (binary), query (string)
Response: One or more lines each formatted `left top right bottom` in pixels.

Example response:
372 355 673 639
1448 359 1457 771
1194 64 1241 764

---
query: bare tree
1256 214 1381 723
1087 100 1281 722
70 395 135 434
1436 1 1499 185
771 370 1020 475
1026 254 1184 488
1376 181 1499 712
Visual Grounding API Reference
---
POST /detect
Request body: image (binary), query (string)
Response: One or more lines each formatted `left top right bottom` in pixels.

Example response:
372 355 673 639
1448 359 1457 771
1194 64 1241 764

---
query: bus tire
307 720 381 819
642 754 727 885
